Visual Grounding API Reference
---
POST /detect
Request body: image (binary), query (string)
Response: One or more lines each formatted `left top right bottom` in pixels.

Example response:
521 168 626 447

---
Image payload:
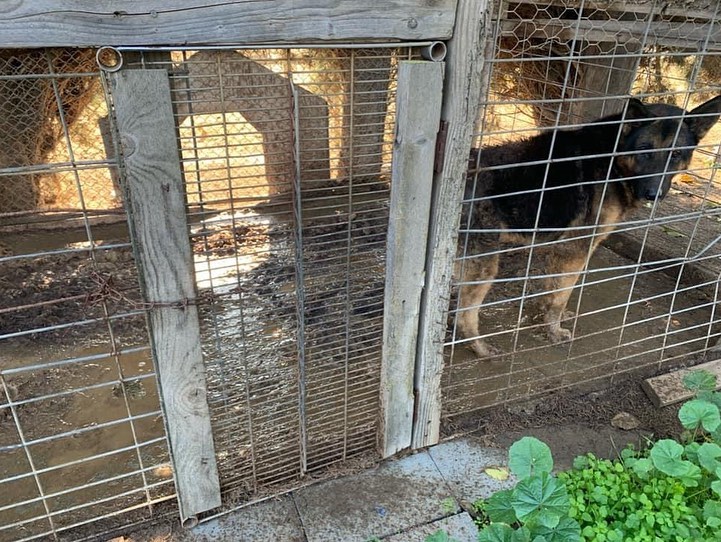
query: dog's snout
644 190 660 201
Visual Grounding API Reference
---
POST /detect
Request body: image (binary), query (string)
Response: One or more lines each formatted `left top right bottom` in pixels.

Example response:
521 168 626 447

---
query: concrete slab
294 452 458 542
186 495 304 542
429 438 516 502
384 513 478 542
642 359 721 407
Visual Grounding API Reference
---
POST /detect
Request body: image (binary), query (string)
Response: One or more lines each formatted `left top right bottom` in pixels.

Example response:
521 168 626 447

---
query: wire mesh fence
442 0 721 430
149 46 406 498
1 44 411 540
7 3 721 539
0 49 174 542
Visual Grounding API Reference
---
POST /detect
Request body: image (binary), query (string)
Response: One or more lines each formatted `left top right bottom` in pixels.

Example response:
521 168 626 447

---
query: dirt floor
2 182 720 541
469 373 688 461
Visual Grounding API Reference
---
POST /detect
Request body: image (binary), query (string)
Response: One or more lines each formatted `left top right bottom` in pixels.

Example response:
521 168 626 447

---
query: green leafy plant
475 436 581 542
558 369 721 541
430 370 721 542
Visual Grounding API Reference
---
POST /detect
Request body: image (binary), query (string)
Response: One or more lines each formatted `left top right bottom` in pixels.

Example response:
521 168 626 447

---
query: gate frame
412 0 494 449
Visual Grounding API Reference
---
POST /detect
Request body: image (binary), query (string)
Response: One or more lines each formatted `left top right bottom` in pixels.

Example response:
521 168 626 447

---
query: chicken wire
0 49 174 542
443 0 721 428
125 47 407 505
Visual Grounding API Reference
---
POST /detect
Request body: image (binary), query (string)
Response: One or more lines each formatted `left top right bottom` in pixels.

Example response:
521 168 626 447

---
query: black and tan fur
457 95 721 358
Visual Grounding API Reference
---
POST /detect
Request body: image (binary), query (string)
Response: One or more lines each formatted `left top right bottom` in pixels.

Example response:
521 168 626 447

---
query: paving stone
384 513 478 542
428 438 516 502
294 452 457 542
187 495 304 542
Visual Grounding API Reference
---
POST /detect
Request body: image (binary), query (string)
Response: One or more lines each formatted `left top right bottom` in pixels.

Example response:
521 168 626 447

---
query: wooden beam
412 0 492 449
109 69 221 521
0 1 457 48
380 60 444 458
502 18 721 51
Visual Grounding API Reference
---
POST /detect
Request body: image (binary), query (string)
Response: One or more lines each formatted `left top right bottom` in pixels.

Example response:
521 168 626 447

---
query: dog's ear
625 98 652 120
621 98 652 135
686 95 721 142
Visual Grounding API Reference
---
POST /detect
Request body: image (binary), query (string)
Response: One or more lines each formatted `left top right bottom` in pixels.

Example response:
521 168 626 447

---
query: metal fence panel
442 0 721 431
0 45 410 541
0 49 175 542
131 46 407 504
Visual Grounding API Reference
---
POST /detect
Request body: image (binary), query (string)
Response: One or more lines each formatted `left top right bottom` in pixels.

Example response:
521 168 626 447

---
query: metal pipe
116 41 434 52
420 41 447 61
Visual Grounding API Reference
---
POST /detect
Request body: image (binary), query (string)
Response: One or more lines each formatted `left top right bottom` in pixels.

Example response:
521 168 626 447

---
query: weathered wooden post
109 69 222 523
413 0 493 448
380 60 444 457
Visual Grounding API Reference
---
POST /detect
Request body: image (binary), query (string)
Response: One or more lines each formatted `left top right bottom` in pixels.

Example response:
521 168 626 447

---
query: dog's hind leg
538 246 587 344
456 252 500 357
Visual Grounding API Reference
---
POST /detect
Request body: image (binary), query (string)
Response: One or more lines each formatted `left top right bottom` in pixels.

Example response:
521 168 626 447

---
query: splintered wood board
642 359 721 407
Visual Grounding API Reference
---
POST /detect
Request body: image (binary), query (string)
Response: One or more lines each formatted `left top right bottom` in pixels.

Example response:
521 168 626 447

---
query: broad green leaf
678 399 721 432
477 523 517 542
650 439 684 472
509 437 554 478
683 370 717 392
620 447 637 461
511 528 532 542
685 441 701 463
425 531 455 542
698 442 721 473
485 489 518 524
511 472 569 526
650 440 702 485
712 480 721 498
531 516 582 542
485 467 511 481
675 461 702 487
703 500 721 528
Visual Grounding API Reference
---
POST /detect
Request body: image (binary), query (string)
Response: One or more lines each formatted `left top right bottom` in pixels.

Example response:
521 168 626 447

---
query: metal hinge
433 120 449 173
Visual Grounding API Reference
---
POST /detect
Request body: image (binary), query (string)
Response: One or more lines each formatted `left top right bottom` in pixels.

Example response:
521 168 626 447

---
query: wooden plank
510 0 719 22
109 69 221 520
502 19 721 51
0 1 457 48
412 0 492 449
642 359 721 407
380 60 444 458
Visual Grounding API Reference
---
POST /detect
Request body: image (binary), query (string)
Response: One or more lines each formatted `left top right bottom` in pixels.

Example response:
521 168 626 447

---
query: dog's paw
562 309 576 320
547 326 573 344
468 339 502 359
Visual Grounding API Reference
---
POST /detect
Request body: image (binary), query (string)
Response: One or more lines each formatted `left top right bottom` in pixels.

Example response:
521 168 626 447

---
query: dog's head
614 95 721 201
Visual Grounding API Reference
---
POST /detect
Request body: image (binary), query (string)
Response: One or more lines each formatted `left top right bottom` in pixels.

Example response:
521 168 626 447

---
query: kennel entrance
0 43 448 540
110 47 421 518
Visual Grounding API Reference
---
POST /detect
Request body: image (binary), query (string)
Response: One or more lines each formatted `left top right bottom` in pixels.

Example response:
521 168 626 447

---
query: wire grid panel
132 47 406 501
0 49 174 542
443 0 721 426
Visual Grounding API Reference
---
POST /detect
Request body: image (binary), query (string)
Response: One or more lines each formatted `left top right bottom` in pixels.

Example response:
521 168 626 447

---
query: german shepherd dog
457 95 721 358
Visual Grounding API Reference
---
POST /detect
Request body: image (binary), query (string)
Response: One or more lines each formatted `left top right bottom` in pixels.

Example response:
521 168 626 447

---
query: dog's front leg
456 253 500 357
539 249 587 344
